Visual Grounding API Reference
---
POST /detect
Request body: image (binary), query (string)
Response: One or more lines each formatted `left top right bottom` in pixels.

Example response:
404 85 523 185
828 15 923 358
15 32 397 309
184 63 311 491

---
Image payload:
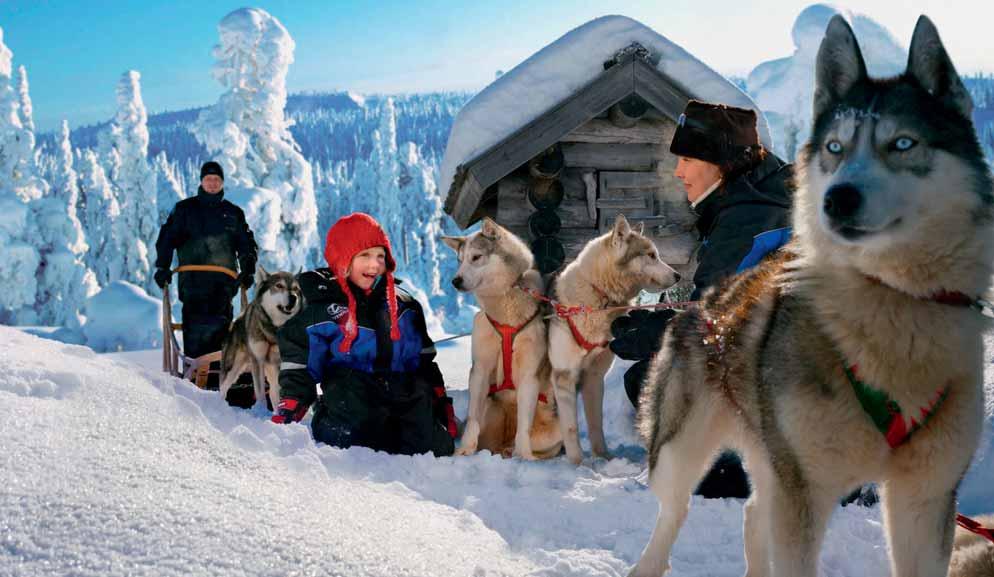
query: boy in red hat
272 212 456 456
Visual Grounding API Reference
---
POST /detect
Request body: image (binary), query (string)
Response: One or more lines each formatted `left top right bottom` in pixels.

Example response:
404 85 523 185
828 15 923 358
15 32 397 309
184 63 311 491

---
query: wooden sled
161 265 248 390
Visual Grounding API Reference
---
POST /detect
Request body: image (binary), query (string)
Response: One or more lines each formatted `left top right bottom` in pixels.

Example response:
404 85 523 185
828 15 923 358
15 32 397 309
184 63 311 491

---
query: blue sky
1 0 992 132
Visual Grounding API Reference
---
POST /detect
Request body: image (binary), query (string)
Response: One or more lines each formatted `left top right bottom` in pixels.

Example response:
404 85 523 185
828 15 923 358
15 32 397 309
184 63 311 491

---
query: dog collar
864 275 978 309
845 364 949 449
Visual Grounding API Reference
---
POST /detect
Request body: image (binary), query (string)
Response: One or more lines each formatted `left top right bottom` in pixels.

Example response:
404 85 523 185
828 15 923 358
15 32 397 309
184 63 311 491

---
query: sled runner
161 265 248 390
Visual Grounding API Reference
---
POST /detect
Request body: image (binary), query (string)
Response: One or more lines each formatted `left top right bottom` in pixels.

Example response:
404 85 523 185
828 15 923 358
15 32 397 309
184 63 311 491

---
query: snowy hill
4 324 993 576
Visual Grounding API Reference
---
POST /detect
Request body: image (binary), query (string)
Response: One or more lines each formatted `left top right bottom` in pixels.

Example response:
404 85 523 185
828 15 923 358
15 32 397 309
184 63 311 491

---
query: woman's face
348 246 387 291
674 156 722 203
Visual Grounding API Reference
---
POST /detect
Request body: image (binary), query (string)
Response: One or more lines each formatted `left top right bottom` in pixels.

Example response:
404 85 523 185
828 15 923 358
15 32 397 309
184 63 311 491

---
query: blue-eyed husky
629 15 994 577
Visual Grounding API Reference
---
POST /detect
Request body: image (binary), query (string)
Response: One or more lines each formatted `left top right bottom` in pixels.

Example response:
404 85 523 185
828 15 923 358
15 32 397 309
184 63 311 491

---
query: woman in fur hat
611 100 794 498
271 212 456 456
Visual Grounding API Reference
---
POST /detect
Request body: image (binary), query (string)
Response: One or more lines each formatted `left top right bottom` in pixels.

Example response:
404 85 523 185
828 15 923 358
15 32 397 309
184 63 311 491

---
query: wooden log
499 175 595 228
562 118 667 144
608 94 650 128
562 142 659 171
528 209 562 238
527 179 564 210
528 144 565 180
530 236 566 274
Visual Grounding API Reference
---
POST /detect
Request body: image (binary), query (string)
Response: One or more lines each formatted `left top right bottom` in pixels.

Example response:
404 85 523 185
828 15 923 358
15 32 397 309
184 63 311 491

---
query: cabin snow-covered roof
440 15 773 226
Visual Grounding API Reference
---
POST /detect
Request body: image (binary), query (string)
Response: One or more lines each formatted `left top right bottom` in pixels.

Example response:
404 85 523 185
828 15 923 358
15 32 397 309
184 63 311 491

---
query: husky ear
907 15 972 118
612 213 631 240
480 217 501 240
633 221 645 236
255 265 269 286
814 15 868 119
441 235 465 253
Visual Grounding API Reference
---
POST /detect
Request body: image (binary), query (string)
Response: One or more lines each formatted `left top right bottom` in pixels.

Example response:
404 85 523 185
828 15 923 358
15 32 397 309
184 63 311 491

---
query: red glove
271 398 309 424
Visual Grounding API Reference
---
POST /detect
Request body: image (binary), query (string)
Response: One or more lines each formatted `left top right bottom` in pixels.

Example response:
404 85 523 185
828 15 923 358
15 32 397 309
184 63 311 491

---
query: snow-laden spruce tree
0 28 42 324
77 149 125 287
32 120 98 327
15 65 33 133
338 99 477 333
153 150 184 223
192 7 318 272
101 70 157 290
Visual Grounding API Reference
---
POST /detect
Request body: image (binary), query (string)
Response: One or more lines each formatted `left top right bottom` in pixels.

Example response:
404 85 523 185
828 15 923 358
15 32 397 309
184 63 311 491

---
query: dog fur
442 218 562 459
219 267 303 411
948 514 994 577
628 16 994 577
548 214 679 465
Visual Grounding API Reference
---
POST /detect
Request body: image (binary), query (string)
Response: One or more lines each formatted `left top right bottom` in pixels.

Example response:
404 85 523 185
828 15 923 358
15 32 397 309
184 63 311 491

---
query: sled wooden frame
161 265 249 390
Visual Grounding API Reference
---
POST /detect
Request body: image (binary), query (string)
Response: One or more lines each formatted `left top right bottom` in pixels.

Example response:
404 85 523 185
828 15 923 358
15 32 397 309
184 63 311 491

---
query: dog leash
514 283 697 320
956 513 994 545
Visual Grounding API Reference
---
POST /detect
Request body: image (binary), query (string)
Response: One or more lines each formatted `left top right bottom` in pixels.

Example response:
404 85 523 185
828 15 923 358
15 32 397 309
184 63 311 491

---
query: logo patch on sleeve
326 303 349 321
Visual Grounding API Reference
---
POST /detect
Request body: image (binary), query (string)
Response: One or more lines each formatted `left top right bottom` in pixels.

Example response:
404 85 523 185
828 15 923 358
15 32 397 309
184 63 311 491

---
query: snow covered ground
2 325 991 576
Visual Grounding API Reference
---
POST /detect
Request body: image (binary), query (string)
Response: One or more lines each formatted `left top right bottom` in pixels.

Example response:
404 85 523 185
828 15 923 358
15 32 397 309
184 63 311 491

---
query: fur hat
200 161 224 181
323 212 399 353
670 100 765 176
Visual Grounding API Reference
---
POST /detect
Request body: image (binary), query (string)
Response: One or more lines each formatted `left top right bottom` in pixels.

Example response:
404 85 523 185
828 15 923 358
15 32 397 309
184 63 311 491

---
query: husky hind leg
629 356 730 577
880 481 957 577
219 349 250 402
581 349 614 459
264 361 280 411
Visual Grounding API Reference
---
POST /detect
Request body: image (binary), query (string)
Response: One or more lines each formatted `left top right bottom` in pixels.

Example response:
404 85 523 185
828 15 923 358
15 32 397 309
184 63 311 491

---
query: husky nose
451 277 464 290
823 184 863 221
673 272 681 283
287 294 297 309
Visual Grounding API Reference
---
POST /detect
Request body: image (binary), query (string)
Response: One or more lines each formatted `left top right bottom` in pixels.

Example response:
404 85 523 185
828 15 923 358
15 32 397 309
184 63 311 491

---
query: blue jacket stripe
736 227 792 273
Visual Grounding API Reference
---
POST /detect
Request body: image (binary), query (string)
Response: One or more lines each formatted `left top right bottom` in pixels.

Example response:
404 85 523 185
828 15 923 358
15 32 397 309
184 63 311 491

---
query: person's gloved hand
609 308 677 361
238 271 254 290
624 359 651 408
271 398 309 424
154 268 171 289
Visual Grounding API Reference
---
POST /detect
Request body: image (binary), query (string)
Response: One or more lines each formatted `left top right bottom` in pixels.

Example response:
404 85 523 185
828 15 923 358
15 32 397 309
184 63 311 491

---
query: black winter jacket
690 154 793 299
154 188 257 301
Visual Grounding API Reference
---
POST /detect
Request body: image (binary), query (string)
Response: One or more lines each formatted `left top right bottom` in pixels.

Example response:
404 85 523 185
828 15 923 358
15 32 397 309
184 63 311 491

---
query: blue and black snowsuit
277 269 455 456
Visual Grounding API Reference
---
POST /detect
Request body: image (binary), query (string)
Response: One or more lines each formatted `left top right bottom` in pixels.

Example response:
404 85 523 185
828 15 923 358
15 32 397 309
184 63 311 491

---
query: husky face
255 267 303 327
442 218 534 297
608 214 679 293
800 16 993 257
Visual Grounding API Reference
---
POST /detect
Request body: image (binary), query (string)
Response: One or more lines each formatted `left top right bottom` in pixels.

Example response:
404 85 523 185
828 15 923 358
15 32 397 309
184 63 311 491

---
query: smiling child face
348 246 387 291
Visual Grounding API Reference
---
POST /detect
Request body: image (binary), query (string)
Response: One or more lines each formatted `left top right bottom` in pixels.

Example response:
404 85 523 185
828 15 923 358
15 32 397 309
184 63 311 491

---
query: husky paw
513 449 537 461
591 449 613 461
627 561 668 577
454 445 477 457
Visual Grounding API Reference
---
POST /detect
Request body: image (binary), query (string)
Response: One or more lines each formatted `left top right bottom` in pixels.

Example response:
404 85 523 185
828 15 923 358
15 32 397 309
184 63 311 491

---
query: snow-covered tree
77 149 124 287
153 150 185 223
192 7 319 272
15 65 33 133
102 70 157 290
334 99 475 333
32 121 97 327
0 28 42 324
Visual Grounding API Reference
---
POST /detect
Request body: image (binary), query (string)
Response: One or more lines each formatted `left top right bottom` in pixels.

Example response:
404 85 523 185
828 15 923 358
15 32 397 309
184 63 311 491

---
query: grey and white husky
219 267 303 411
629 16 994 577
443 218 562 460
548 214 679 465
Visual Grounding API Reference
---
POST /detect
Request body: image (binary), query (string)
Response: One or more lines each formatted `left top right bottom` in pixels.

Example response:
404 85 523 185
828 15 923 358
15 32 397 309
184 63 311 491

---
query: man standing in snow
154 161 258 364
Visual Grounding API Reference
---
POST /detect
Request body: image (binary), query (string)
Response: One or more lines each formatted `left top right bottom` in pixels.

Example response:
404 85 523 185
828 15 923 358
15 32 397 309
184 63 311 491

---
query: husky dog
628 16 994 577
219 267 303 411
948 514 994 577
548 214 679 465
442 218 562 460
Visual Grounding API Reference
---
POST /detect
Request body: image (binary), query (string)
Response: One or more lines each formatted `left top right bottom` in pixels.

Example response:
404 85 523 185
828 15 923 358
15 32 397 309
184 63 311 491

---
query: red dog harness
486 310 548 403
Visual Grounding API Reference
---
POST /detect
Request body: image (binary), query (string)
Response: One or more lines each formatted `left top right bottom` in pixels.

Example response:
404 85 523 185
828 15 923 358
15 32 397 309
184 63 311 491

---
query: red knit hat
323 212 400 353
